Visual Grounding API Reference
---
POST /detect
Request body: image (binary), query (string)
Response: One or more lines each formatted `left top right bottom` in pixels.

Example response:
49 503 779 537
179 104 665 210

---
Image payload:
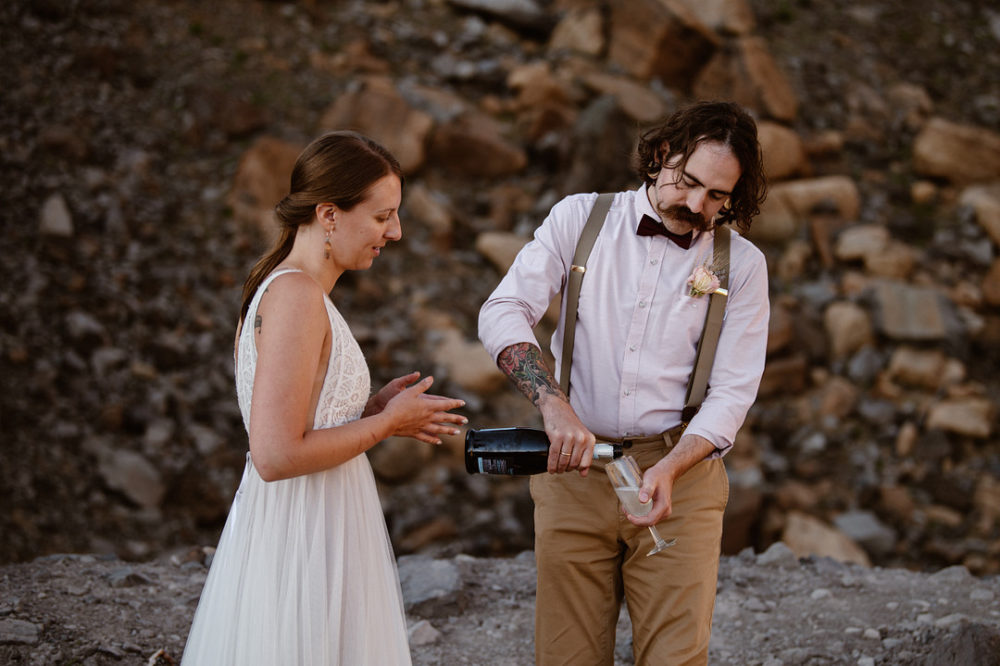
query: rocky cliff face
1 0 999 578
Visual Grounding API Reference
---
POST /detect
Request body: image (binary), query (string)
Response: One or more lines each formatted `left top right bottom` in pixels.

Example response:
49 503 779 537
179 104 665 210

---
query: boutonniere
686 264 721 298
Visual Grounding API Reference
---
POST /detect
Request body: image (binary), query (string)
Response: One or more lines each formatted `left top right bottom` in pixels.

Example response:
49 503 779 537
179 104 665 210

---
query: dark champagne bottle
465 427 623 475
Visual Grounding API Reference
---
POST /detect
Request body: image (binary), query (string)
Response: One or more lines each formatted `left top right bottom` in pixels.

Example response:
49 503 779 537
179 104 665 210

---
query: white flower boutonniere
687 264 721 298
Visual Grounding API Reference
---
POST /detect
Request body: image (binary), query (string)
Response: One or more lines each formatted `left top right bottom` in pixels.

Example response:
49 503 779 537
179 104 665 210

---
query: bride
181 131 467 665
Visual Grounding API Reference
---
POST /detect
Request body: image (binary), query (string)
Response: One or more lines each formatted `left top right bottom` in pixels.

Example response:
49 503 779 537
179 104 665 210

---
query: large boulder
428 112 527 178
913 118 1000 184
694 36 799 122
781 511 871 567
607 0 719 89
227 136 303 245
319 76 435 174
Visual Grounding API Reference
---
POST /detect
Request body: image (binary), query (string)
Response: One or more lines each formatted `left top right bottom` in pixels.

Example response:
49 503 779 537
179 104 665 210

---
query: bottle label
477 458 512 475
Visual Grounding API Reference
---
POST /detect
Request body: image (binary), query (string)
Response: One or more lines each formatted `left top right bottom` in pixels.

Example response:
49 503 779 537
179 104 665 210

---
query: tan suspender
558 193 614 395
558 193 731 427
682 224 729 425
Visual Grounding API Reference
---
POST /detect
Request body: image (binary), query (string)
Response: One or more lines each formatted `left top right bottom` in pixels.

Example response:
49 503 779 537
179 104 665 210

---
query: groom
479 101 770 664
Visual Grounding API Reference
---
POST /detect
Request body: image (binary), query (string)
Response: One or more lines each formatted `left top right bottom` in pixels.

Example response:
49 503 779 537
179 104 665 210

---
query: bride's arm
247 273 465 482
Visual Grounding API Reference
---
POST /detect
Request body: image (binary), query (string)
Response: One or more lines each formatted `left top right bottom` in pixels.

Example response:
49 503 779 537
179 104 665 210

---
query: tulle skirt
181 453 411 665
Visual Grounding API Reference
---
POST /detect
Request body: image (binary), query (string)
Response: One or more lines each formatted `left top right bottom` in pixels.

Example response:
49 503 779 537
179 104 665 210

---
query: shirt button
650 259 659 265
624 390 631 396
638 301 647 308
629 345 637 352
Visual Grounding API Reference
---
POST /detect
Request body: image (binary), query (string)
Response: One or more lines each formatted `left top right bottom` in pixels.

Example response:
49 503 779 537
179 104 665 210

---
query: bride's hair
239 131 403 324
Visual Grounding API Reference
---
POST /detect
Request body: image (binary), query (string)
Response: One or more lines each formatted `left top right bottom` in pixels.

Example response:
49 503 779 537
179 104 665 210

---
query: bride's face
328 174 402 272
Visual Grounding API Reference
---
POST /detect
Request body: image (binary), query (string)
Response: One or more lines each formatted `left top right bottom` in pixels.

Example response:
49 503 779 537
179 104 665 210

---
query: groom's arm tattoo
496 343 568 407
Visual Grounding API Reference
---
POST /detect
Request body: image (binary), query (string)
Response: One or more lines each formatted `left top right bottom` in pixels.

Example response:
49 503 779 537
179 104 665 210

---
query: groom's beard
657 203 713 232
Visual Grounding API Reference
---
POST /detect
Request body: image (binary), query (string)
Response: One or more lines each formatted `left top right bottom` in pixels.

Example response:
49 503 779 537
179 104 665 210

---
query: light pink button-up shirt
478 186 769 457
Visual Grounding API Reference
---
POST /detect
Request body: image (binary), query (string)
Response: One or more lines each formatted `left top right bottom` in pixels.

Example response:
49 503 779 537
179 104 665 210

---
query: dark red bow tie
636 215 693 249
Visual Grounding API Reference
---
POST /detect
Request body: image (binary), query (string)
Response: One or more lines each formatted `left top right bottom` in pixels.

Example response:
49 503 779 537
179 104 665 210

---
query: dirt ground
2 547 998 665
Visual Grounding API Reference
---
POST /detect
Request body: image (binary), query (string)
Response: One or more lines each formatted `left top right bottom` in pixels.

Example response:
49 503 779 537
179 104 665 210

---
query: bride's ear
315 203 337 228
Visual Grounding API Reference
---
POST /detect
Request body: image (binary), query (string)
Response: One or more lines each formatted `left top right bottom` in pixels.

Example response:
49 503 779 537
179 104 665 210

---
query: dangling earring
324 227 332 260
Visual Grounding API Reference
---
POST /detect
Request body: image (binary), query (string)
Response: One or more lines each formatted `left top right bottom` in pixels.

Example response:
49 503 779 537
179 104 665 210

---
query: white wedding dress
181 269 411 665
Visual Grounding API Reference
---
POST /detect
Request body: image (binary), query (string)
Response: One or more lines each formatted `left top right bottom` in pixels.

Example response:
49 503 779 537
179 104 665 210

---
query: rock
446 0 551 34
755 541 798 569
398 516 459 553
781 511 872 567
475 231 528 275
319 76 435 174
693 36 799 122
871 280 954 341
879 485 916 522
846 346 885 385
832 510 897 559
405 184 454 237
187 423 224 457
65 310 106 342
227 136 303 244
864 240 916 279
823 301 873 360
369 436 434 484
757 121 808 181
722 463 764 554
431 329 507 395
548 7 604 56
183 85 268 139
959 183 1000 247
506 61 577 140
563 94 635 194
675 0 756 35
407 619 442 646
39 193 74 237
776 239 813 281
143 418 175 452
96 447 166 510
757 353 808 397
428 111 527 178
106 567 154 588
919 622 1000 666
913 117 1000 183
607 0 719 89
886 347 965 390
0 618 41 645
817 375 858 420
773 176 862 221
925 397 994 438
886 82 934 131
397 555 464 618
749 193 798 243
750 176 861 244
834 224 890 263
974 475 1000 535
39 123 89 161
507 61 572 112
911 179 939 205
580 71 668 123
765 301 795 355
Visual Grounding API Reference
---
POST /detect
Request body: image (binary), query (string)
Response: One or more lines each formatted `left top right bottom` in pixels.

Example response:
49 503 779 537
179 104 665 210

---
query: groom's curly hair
634 101 767 233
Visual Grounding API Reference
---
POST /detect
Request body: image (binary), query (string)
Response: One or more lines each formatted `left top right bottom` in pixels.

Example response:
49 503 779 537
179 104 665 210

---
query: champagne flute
605 455 676 556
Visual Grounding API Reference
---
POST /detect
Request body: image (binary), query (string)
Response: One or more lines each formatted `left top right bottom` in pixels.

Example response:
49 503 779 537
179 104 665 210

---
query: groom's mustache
659 204 711 229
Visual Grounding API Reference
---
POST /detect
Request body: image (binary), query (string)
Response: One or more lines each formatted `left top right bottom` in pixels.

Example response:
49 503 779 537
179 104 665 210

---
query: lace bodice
235 269 371 435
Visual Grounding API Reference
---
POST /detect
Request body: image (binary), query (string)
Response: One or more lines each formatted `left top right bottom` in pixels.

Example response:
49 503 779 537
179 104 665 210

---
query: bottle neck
593 443 620 460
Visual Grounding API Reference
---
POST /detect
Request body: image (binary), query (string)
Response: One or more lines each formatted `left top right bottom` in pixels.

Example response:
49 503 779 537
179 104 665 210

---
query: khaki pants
530 438 729 666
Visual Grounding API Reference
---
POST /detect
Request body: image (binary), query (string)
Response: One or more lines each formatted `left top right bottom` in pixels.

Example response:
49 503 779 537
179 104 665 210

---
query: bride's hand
382 376 467 444
363 371 422 417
